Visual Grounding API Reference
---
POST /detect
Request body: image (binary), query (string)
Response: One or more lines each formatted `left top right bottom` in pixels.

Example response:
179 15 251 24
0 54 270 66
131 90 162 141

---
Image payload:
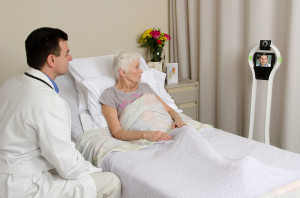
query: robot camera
260 40 271 50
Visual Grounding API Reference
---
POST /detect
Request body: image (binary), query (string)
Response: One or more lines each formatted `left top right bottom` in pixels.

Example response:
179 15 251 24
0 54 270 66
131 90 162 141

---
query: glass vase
148 48 165 65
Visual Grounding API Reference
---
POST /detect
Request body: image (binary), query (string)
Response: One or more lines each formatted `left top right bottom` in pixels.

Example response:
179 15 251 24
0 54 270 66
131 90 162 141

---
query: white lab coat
0 68 101 198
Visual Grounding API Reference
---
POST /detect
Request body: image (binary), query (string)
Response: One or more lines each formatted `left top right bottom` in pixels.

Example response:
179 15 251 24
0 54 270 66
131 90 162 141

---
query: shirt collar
259 63 269 67
43 74 59 93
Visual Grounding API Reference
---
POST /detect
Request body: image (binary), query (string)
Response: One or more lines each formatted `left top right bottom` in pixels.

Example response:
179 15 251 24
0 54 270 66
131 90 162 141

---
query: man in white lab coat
0 27 121 198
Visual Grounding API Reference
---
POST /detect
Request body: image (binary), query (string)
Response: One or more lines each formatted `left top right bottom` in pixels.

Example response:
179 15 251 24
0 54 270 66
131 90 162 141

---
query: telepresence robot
248 40 282 144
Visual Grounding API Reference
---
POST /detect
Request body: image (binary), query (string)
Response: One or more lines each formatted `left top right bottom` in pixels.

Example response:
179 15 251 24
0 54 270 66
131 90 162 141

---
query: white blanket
101 126 300 198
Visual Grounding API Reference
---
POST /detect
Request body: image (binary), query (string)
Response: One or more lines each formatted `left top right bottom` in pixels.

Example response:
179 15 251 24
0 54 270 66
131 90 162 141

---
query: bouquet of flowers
139 27 171 62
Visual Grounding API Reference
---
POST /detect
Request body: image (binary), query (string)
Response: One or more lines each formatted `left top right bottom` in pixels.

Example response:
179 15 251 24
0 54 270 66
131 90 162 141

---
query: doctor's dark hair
25 27 68 70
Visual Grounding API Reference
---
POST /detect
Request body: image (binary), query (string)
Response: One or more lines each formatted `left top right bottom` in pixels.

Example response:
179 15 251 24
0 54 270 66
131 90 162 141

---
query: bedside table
165 78 199 121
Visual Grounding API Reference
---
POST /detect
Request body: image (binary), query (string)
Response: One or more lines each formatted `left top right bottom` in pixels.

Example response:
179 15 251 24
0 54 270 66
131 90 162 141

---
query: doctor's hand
143 131 172 142
172 117 186 129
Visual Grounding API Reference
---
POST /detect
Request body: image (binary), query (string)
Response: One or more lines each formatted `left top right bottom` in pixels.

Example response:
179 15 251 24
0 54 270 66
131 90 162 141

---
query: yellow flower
138 37 144 44
160 37 167 41
142 29 153 39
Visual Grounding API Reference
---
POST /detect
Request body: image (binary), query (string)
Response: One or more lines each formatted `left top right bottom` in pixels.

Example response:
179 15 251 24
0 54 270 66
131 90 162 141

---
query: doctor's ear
46 55 55 67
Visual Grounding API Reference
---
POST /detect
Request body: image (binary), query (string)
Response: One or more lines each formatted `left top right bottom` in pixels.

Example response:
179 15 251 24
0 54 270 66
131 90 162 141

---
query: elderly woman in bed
100 52 185 142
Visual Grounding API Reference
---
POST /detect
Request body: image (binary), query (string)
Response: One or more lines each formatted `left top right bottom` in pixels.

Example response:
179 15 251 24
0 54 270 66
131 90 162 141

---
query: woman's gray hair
113 52 140 78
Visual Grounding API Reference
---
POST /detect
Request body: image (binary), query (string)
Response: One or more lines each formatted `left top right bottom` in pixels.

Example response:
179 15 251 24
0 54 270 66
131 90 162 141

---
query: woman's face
124 60 143 83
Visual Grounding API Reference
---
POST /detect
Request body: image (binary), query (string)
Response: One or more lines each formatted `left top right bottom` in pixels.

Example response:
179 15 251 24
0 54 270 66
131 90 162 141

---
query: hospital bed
55 54 300 198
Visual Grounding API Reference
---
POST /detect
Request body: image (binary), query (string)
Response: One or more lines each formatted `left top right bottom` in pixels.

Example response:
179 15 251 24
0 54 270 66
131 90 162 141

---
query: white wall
0 0 169 84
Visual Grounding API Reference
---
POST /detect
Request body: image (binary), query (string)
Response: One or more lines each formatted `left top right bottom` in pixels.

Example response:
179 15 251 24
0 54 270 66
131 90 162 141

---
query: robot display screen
253 52 276 80
254 53 276 68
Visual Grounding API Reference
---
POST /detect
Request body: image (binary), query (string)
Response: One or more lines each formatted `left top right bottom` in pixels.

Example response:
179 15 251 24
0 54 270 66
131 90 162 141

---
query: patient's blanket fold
119 93 212 136
76 94 211 166
119 94 173 133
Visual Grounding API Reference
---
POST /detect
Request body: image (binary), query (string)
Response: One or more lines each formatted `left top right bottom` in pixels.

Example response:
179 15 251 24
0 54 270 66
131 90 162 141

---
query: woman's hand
143 131 172 142
172 117 186 129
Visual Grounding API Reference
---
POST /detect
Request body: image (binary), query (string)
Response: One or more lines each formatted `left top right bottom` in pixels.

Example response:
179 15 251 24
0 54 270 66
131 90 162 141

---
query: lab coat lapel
25 68 55 91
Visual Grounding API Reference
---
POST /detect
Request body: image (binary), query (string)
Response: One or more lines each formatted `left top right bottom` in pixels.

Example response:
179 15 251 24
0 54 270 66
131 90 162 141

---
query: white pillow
141 69 182 112
150 69 182 112
82 68 181 129
80 112 97 132
69 53 149 111
82 76 116 128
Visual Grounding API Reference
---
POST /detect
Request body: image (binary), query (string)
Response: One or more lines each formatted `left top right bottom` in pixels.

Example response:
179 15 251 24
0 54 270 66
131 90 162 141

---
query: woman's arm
155 96 186 129
101 104 171 141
